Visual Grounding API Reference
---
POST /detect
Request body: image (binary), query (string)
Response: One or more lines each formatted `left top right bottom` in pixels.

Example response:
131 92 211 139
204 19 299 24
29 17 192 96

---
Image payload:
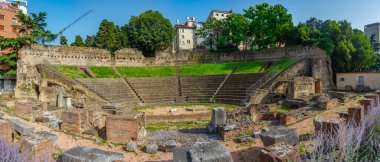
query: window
216 13 219 16
181 29 185 33
340 78 345 82
181 35 185 39
181 41 185 45
187 40 191 44
0 25 4 31
12 18 17 24
222 14 224 17
0 14 4 21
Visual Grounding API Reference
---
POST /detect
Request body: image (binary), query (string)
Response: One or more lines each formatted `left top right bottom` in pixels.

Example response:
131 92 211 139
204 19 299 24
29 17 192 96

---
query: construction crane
57 10 93 36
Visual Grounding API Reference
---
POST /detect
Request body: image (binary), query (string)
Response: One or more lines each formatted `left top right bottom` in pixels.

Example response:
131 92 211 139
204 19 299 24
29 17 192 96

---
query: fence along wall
20 44 327 67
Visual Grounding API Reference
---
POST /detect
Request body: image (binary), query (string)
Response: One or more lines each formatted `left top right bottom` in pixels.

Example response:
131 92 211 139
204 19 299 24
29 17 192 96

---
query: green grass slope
52 66 88 78
88 67 119 78
117 66 176 77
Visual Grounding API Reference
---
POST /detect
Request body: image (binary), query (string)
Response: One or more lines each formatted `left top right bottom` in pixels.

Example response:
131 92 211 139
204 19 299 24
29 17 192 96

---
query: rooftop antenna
57 10 93 36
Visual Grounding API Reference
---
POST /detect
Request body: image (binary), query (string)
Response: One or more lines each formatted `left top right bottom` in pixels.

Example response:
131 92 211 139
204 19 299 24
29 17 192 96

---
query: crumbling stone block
173 140 233 162
62 146 124 162
337 110 348 119
348 106 364 124
146 144 158 153
211 107 226 127
260 127 298 147
105 113 145 144
321 118 344 137
125 142 136 152
8 118 35 136
259 142 300 162
287 77 315 100
279 113 297 125
163 140 177 152
359 98 374 114
61 111 82 135
364 93 379 106
0 119 13 143
20 134 53 162
36 131 58 144
14 102 33 120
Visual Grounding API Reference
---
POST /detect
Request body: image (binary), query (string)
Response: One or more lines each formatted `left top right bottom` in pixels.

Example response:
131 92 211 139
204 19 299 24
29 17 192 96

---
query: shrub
305 108 380 161
0 136 22 162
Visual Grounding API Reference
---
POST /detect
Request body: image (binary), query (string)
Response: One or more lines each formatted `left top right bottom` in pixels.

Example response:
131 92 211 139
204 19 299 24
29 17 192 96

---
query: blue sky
28 0 380 44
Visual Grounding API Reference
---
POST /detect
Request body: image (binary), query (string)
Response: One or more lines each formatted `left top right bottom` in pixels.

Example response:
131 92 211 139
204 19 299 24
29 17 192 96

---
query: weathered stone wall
19 44 330 67
287 77 315 100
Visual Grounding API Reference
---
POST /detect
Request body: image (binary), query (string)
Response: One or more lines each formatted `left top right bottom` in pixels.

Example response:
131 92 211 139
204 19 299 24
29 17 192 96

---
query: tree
217 14 249 50
126 10 174 56
84 35 94 47
93 20 120 53
13 12 56 43
289 17 377 72
60 36 68 45
196 18 224 50
0 11 55 75
70 35 84 47
243 3 293 48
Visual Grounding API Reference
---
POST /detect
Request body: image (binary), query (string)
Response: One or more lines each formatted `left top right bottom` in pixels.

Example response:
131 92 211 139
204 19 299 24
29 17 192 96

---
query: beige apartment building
336 72 380 90
174 17 196 51
208 10 232 21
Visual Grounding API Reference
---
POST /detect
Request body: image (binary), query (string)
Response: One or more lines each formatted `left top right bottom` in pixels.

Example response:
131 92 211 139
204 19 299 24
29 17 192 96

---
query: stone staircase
214 73 265 105
180 75 226 103
127 77 178 105
76 78 140 106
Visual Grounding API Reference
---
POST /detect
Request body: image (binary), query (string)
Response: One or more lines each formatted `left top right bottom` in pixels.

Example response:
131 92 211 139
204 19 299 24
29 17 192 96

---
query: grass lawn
235 61 266 74
52 66 88 78
146 120 209 130
179 62 237 76
117 66 175 77
88 67 119 78
265 59 297 73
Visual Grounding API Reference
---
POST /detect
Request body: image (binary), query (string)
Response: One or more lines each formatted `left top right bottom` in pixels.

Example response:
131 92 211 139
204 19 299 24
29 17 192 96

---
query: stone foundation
105 112 146 144
20 134 53 162
348 106 364 124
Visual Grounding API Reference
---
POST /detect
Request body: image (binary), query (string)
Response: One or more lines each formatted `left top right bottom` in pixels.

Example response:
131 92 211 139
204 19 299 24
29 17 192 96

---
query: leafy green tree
70 35 84 47
126 10 174 56
93 20 120 53
217 14 249 50
289 17 377 72
84 35 94 47
60 36 68 45
243 3 293 48
196 18 224 50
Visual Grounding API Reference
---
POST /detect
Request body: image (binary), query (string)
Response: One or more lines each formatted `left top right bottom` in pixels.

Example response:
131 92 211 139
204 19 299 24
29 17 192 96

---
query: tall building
0 0 27 38
174 17 197 51
364 22 380 53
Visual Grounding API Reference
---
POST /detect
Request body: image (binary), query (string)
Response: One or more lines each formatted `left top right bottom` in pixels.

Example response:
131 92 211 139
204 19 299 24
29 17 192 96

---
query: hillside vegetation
52 66 88 78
